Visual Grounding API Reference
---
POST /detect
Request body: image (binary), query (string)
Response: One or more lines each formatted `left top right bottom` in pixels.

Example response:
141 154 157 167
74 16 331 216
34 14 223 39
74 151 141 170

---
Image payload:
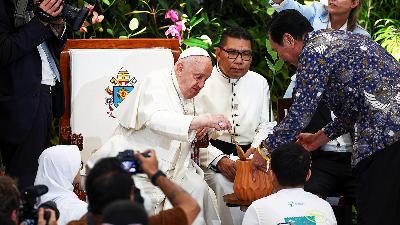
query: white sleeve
251 80 277 148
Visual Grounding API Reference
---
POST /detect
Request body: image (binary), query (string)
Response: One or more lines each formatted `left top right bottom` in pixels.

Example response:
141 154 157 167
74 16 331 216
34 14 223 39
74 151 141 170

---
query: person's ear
283 33 295 47
175 61 184 76
306 169 312 182
215 47 222 61
351 0 360 8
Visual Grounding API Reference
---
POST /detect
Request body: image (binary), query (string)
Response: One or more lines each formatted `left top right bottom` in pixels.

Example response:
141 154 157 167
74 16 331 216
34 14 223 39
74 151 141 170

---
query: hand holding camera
37 208 57 225
33 0 96 31
134 149 159 178
116 149 152 175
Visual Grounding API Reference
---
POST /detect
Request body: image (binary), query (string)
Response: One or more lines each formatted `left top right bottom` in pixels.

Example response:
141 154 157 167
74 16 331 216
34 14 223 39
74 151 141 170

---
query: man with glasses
197 26 276 225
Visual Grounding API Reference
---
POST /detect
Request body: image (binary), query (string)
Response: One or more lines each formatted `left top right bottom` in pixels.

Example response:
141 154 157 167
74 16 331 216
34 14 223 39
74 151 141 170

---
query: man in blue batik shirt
252 9 400 225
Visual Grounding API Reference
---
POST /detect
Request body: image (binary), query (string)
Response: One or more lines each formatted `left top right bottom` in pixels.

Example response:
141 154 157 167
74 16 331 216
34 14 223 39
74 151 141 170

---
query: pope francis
87 47 231 225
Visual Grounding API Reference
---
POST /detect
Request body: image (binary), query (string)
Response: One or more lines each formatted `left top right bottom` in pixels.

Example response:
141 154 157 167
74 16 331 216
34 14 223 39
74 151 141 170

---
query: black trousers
353 140 400 225
305 150 355 199
210 139 251 156
1 85 53 189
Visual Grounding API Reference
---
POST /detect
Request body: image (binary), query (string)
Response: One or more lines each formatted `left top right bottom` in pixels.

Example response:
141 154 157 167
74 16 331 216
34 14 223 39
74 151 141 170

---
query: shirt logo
105 67 137 118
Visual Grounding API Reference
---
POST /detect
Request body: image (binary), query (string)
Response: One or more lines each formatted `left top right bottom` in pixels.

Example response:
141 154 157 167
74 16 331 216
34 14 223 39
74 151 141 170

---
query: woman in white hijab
34 145 87 225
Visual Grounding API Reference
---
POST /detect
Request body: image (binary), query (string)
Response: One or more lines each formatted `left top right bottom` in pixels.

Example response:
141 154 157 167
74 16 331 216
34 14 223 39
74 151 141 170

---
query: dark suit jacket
0 0 66 145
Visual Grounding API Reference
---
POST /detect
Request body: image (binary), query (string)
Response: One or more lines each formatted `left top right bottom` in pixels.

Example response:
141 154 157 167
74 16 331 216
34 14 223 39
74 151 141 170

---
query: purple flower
165 25 182 44
165 9 179 22
175 21 186 32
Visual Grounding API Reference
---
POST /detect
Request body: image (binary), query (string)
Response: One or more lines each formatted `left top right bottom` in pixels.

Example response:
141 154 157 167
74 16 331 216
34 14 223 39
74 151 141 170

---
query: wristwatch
151 170 166 186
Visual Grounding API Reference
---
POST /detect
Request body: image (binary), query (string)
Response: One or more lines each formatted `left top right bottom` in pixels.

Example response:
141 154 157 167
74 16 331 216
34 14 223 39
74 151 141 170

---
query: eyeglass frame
219 47 253 61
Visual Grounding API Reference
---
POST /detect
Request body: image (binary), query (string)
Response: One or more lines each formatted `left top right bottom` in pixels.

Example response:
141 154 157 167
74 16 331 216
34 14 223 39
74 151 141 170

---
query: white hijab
34 145 87 225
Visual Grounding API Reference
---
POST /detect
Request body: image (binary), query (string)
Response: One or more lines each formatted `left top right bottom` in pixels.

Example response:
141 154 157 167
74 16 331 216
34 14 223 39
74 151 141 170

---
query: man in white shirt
243 143 337 225
197 27 276 225
87 47 231 225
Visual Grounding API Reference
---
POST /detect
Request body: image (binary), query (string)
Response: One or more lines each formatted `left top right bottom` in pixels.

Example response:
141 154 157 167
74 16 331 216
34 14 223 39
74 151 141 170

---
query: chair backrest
276 98 292 123
59 39 180 163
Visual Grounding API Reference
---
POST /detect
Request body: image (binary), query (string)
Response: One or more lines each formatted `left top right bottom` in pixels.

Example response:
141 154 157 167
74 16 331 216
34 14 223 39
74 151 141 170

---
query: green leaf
102 0 110 6
190 17 205 28
274 60 284 72
119 36 129 39
265 40 278 60
266 7 275 16
158 0 169 9
129 18 139 31
106 28 114 36
185 0 192 16
182 37 209 49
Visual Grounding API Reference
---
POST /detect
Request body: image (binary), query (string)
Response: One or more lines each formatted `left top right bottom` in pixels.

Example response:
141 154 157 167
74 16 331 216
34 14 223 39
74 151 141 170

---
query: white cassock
87 67 220 225
196 66 276 225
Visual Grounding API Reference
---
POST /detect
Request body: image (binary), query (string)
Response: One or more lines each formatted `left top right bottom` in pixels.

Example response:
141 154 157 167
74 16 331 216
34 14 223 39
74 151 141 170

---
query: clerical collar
216 63 240 84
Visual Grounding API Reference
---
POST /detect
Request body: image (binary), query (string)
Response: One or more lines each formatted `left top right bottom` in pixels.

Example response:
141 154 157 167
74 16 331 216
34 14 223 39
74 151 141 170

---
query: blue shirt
265 29 400 166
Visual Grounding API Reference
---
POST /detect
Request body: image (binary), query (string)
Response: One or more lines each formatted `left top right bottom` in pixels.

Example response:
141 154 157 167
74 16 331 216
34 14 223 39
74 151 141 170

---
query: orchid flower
165 9 179 23
91 11 104 24
165 25 182 44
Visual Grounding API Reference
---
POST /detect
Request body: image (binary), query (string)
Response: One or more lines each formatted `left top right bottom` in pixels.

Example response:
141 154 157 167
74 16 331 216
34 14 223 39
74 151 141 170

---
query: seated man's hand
217 157 236 182
135 149 158 177
37 208 57 225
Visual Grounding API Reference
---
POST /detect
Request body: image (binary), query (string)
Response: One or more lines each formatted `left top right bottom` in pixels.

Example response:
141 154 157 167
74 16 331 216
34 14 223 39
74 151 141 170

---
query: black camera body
34 0 96 31
116 150 150 175
19 185 59 225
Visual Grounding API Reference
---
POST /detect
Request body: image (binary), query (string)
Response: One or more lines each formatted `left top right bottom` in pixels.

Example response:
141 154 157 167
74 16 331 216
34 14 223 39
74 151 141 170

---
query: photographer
0 0 66 189
68 150 200 225
0 176 58 225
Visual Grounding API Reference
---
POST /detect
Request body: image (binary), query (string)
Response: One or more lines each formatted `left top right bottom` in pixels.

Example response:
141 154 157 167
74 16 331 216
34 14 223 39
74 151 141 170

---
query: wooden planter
233 159 274 202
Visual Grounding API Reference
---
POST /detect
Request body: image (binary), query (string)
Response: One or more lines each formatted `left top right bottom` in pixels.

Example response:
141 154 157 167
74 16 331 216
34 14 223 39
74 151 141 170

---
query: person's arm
269 0 321 22
263 52 330 152
0 0 63 67
136 150 200 225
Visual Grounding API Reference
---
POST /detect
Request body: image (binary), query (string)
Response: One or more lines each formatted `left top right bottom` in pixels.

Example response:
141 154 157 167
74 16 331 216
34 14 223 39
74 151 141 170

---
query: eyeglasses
220 47 252 61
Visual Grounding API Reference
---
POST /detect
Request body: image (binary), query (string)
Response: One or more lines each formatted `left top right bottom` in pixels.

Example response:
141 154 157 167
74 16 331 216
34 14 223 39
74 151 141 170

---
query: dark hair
102 200 149 225
0 176 19 225
220 26 253 47
347 0 363 32
267 9 313 45
271 142 311 187
85 158 134 214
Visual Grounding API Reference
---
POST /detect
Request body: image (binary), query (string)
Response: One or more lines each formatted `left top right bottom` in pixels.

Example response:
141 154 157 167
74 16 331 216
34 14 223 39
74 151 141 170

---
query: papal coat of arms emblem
105 67 137 118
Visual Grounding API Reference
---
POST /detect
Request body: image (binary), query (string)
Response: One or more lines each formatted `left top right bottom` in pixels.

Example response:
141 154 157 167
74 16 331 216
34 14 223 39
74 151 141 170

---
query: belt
40 84 53 93
210 139 251 156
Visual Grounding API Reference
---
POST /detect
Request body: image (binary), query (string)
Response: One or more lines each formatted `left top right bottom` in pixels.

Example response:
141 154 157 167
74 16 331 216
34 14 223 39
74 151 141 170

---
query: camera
19 185 59 225
116 150 150 175
34 0 96 31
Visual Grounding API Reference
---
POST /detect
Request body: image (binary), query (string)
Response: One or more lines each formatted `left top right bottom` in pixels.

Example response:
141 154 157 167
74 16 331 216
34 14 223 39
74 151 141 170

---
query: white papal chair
59 39 180 200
